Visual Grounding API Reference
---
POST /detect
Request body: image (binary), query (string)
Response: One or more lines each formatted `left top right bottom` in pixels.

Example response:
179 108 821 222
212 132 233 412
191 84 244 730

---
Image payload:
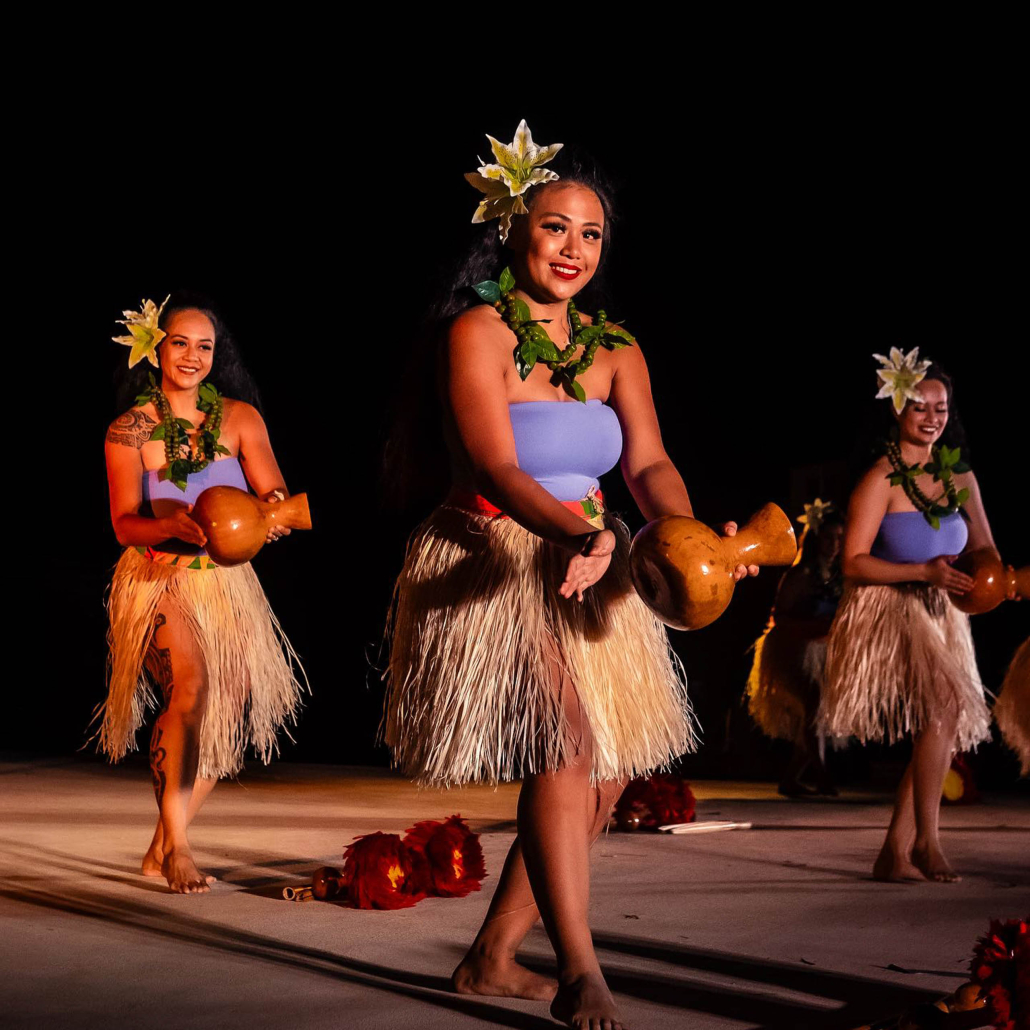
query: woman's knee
163 672 209 719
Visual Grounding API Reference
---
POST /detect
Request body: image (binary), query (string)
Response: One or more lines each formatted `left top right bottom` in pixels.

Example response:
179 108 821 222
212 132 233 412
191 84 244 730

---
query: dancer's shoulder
106 406 158 449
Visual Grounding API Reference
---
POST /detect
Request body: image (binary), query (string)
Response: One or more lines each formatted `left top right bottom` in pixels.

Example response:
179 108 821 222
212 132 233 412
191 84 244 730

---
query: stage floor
1 759 1026 1030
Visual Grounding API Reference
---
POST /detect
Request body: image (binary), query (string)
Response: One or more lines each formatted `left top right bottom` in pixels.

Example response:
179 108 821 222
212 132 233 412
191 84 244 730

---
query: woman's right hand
925 555 975 594
160 507 207 548
560 529 616 602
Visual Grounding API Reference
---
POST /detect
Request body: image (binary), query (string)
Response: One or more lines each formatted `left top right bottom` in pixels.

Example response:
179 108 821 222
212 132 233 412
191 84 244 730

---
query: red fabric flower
615 774 696 831
970 916 1029 1030
404 814 486 898
341 832 427 910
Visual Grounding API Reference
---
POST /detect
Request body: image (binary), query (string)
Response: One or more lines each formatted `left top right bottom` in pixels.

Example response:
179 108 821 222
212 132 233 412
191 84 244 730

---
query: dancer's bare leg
873 761 921 882
452 781 621 1003
452 837 557 1001
910 713 961 882
141 609 214 893
141 775 216 876
525 761 624 1029
520 659 623 1029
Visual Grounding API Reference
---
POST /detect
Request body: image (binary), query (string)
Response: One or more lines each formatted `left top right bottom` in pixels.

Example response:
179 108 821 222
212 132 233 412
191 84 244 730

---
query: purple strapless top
508 400 622 501
143 456 248 511
871 511 968 564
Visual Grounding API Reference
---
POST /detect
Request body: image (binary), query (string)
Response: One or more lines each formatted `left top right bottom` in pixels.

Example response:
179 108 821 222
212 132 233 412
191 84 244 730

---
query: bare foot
872 844 923 883
912 843 961 883
142 823 165 876
452 948 556 1002
551 973 625 1030
162 847 214 893
144 833 214 884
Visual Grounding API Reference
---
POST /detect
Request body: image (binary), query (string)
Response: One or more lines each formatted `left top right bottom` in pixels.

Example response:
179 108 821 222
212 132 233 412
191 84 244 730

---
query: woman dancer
385 121 757 1030
100 294 305 894
994 638 1030 776
820 351 995 883
746 500 844 796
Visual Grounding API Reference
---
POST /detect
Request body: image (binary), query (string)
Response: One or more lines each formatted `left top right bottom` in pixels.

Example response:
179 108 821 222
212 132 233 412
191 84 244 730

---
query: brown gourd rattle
630 503 798 631
190 486 312 567
949 548 1029 614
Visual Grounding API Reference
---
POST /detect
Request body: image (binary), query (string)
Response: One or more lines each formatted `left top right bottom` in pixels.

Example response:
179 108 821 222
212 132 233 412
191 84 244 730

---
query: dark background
23 88 1027 790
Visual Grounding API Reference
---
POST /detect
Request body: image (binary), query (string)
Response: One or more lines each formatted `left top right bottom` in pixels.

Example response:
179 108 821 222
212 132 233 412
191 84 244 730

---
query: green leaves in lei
473 267 634 402
885 437 971 530
136 373 230 491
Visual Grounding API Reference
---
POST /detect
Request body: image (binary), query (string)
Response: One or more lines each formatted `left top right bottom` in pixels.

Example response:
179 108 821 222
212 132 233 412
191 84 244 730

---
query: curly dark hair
112 292 263 416
383 145 619 511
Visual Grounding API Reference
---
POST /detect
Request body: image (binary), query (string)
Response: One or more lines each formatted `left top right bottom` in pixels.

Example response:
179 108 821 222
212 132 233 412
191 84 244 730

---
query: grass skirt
746 619 825 744
99 547 306 780
819 583 990 750
384 504 697 787
994 637 1030 775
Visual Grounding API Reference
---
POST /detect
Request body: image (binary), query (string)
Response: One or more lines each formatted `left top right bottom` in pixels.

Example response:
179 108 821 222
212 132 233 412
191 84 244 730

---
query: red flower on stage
404 815 486 898
341 832 427 910
970 916 1028 1030
615 774 696 831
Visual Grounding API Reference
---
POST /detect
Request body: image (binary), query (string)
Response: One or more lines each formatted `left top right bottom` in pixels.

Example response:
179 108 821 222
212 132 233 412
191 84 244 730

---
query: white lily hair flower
797 497 834 534
113 295 171 369
873 346 933 414
465 119 563 243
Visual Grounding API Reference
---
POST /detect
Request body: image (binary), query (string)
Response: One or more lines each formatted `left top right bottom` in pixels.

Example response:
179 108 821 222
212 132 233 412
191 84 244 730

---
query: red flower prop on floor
970 916 1029 1030
614 774 696 831
341 831 427 910
404 815 486 898
942 753 980 805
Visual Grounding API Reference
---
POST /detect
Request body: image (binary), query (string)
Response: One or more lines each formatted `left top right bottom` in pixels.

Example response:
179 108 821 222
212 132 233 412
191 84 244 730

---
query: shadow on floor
586 932 947 1029
0 837 961 1030
0 880 555 1030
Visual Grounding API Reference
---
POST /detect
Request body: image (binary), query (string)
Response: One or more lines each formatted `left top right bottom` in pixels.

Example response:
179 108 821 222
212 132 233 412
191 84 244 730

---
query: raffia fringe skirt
746 619 825 744
384 504 697 787
98 547 306 780
994 637 1030 775
818 583 990 751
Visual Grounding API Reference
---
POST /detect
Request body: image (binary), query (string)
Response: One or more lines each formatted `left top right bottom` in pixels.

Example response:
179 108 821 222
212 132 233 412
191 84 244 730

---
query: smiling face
158 308 216 391
895 377 949 446
509 182 605 303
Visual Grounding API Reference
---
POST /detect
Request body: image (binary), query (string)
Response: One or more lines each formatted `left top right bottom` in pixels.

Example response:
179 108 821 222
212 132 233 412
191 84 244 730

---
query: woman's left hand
721 521 759 581
263 489 291 543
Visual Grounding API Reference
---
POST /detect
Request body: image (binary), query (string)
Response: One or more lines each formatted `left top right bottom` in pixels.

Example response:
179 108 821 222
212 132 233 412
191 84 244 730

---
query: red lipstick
550 263 581 281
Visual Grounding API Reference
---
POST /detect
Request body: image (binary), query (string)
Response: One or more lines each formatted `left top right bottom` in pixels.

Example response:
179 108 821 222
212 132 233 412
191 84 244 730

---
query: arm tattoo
107 409 157 449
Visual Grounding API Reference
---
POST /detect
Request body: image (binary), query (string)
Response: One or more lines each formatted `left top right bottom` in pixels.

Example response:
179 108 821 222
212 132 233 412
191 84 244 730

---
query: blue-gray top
871 510 968 564
508 400 623 502
143 456 249 514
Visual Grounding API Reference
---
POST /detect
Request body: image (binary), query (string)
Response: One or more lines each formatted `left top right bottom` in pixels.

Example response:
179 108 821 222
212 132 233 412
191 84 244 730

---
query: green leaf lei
135 372 230 491
884 436 971 530
472 267 634 402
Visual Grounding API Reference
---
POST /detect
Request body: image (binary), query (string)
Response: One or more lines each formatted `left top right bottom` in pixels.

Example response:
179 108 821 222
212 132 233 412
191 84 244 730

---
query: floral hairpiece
873 346 932 414
797 498 834 535
465 120 562 243
113 295 170 368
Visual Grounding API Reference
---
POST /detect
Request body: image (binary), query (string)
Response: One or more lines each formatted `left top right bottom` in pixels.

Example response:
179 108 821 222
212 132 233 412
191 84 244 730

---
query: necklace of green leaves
884 436 970 530
136 372 230 491
473 266 634 402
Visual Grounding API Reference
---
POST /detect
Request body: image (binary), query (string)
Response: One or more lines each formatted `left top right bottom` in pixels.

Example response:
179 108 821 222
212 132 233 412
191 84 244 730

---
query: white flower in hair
873 346 932 414
113 295 170 368
797 498 834 534
465 120 563 243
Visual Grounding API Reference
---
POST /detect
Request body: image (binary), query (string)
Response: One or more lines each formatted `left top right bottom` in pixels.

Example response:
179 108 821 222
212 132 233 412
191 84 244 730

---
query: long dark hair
847 361 971 492
383 146 619 512
112 292 263 416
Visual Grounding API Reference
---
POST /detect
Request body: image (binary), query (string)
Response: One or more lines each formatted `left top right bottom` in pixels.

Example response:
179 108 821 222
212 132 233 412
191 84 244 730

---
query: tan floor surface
1 759 1027 1030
